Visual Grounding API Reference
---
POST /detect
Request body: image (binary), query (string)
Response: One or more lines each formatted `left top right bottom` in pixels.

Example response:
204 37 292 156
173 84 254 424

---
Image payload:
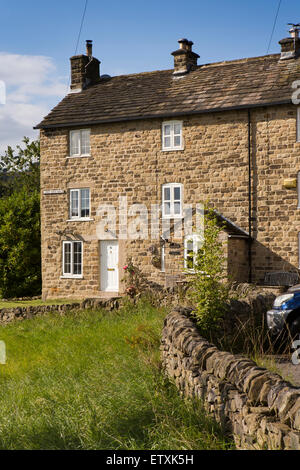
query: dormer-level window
70 129 91 157
162 121 183 151
162 183 183 218
70 188 90 219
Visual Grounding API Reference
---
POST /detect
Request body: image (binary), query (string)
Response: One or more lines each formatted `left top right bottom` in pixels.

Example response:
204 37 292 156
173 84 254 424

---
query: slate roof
212 211 249 238
35 53 300 129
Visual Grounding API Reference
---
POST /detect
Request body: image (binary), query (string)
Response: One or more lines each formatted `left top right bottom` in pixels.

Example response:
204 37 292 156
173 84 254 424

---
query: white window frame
69 129 91 157
69 188 91 220
297 108 300 143
162 120 183 151
162 183 183 219
184 234 202 273
62 241 83 278
161 244 165 273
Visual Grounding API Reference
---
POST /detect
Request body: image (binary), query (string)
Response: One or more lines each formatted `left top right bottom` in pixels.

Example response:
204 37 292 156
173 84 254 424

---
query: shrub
0 188 41 298
187 207 231 336
122 259 149 297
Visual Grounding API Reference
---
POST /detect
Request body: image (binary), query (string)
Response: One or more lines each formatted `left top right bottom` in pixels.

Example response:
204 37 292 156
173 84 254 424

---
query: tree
0 137 40 195
0 188 41 298
187 207 231 335
0 137 41 298
0 171 13 198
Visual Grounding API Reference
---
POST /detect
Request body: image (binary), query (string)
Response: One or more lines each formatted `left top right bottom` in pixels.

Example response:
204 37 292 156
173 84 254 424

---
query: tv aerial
288 23 300 35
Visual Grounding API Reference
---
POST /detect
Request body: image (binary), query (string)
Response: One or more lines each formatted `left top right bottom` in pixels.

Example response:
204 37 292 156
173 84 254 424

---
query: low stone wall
156 284 278 339
161 308 300 450
0 297 121 324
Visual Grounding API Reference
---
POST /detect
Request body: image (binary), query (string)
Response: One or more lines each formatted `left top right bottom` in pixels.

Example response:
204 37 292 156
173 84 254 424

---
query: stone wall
0 298 121 325
223 288 277 337
161 308 300 450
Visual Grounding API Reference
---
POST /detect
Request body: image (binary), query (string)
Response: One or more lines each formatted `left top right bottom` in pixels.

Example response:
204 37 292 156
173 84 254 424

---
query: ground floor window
62 241 83 277
184 235 202 272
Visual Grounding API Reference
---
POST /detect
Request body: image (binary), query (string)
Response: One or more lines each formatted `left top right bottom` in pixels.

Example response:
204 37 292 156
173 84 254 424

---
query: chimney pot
290 28 299 39
86 40 93 57
178 38 189 50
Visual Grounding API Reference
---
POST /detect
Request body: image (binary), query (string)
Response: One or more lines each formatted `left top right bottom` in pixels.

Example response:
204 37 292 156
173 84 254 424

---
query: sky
0 0 299 153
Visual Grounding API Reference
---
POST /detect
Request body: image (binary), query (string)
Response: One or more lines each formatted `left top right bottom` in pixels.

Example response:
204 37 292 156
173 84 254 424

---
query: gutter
248 109 253 284
34 99 291 130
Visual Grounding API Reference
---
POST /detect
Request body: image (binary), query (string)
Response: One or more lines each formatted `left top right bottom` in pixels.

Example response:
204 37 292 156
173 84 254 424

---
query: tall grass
218 312 293 358
0 299 232 450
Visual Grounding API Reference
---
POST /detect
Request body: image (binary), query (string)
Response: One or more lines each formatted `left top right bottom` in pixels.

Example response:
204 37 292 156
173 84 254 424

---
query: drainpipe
248 109 252 283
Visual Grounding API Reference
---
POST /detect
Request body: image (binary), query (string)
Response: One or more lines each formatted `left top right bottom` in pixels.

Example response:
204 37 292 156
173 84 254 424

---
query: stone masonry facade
40 104 300 299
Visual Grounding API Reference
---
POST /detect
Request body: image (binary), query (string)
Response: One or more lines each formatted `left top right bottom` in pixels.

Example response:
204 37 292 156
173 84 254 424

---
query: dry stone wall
0 297 121 325
161 307 300 450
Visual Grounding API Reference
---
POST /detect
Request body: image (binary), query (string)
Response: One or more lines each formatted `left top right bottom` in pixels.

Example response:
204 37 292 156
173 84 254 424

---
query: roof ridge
107 53 280 80
200 53 280 68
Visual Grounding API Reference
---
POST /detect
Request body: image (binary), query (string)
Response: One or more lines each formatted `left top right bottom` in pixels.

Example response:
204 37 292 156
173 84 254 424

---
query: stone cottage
36 27 300 300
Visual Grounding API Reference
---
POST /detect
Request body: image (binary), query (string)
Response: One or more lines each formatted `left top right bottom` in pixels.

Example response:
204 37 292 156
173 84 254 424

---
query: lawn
0 299 232 450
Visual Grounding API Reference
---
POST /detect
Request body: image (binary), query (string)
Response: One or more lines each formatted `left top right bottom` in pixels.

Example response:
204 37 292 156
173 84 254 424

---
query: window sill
66 154 92 159
67 218 94 222
60 276 83 280
183 270 206 275
162 215 183 220
162 147 184 152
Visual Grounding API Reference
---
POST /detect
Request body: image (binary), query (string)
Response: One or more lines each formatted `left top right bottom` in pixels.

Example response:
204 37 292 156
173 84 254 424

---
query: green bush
187 208 231 336
0 188 41 298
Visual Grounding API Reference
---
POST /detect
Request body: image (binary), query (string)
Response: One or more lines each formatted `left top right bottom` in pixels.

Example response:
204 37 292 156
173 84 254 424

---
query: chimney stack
279 24 300 60
70 40 101 92
171 38 199 75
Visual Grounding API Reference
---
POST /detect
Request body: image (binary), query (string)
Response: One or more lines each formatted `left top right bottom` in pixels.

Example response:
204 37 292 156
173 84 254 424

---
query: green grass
0 299 81 309
0 299 232 450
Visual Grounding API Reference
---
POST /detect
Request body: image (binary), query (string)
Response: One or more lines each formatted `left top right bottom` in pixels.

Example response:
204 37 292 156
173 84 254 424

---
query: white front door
100 241 119 292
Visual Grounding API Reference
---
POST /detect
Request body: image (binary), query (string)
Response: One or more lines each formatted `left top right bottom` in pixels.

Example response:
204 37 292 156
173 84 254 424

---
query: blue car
267 284 300 338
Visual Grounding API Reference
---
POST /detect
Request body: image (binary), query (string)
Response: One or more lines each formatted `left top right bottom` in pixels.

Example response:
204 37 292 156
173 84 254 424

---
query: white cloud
0 53 66 154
